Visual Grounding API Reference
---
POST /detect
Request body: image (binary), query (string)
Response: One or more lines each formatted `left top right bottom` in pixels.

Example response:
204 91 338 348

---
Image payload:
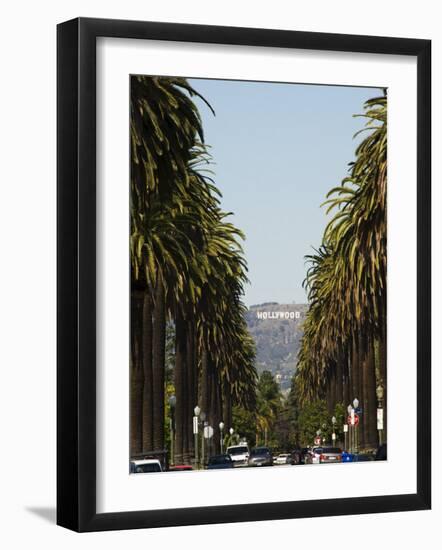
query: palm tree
130 288 144 455
142 292 154 452
294 93 387 451
130 75 259 465
130 76 214 455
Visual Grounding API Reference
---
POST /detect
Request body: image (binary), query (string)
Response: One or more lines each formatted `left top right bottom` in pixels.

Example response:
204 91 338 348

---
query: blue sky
189 79 380 307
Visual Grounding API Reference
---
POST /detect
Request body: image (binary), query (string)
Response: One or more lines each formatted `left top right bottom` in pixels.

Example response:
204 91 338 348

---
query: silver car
318 447 342 463
248 447 273 466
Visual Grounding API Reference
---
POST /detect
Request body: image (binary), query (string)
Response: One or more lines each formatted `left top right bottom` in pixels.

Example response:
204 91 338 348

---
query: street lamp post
331 416 336 446
169 395 176 466
200 411 206 468
376 383 384 445
353 398 359 454
229 427 234 447
343 423 348 452
193 405 200 469
322 422 327 444
219 422 225 454
347 404 353 453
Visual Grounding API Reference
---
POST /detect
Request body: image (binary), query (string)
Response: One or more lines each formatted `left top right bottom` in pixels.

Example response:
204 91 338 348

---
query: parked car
353 453 375 462
341 451 354 462
248 446 273 466
275 453 292 465
290 447 309 466
342 451 375 463
300 448 311 464
207 454 234 470
304 447 323 464
130 459 163 473
318 447 342 463
375 443 387 461
226 444 250 466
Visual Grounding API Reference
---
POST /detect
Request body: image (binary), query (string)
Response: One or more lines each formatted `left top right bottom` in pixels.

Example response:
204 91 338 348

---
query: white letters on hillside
256 311 301 320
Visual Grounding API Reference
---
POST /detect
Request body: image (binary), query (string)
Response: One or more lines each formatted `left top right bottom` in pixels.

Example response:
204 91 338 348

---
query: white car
275 453 292 465
226 444 250 466
130 459 163 473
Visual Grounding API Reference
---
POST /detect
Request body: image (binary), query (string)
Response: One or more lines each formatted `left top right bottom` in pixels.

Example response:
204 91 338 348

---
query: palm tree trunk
185 321 195 462
130 290 144 456
364 336 378 449
222 379 232 432
379 322 387 439
358 333 368 449
152 275 166 451
331 364 337 411
200 346 210 417
174 308 186 465
191 325 199 460
343 349 350 407
360 351 367 450
335 352 343 405
142 291 154 452
351 334 360 403
212 372 222 455
349 334 361 450
206 363 215 456
326 379 333 415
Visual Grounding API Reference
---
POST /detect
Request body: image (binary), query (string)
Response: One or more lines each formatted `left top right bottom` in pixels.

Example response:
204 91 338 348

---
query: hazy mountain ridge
245 303 308 390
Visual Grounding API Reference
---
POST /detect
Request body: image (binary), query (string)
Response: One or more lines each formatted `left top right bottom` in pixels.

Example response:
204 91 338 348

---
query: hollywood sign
256 311 301 320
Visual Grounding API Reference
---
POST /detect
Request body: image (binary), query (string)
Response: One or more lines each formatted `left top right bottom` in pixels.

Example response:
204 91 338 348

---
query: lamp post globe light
169 395 176 466
353 398 359 409
194 405 201 417
229 427 234 435
219 422 225 454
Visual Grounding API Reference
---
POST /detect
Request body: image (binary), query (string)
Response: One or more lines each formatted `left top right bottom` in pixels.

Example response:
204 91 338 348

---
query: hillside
245 302 308 391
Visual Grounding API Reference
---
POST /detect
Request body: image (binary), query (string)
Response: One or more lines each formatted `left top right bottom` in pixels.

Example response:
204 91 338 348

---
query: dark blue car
341 451 354 462
342 452 375 463
207 454 234 469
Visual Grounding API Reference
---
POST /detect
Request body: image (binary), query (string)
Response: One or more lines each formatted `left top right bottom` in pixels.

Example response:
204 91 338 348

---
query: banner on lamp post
377 408 384 430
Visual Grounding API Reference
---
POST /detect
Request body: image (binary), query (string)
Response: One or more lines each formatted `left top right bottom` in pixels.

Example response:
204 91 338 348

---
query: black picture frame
57 17 431 532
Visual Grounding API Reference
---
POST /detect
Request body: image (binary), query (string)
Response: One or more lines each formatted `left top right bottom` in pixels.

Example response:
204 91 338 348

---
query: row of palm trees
294 93 387 450
130 76 257 464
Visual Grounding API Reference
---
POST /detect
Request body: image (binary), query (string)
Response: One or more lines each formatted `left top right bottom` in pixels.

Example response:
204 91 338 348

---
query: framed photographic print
57 17 431 532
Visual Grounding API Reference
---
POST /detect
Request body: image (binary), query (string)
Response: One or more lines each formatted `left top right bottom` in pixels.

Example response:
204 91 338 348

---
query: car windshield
252 448 270 455
228 446 248 455
133 463 161 473
322 448 342 453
